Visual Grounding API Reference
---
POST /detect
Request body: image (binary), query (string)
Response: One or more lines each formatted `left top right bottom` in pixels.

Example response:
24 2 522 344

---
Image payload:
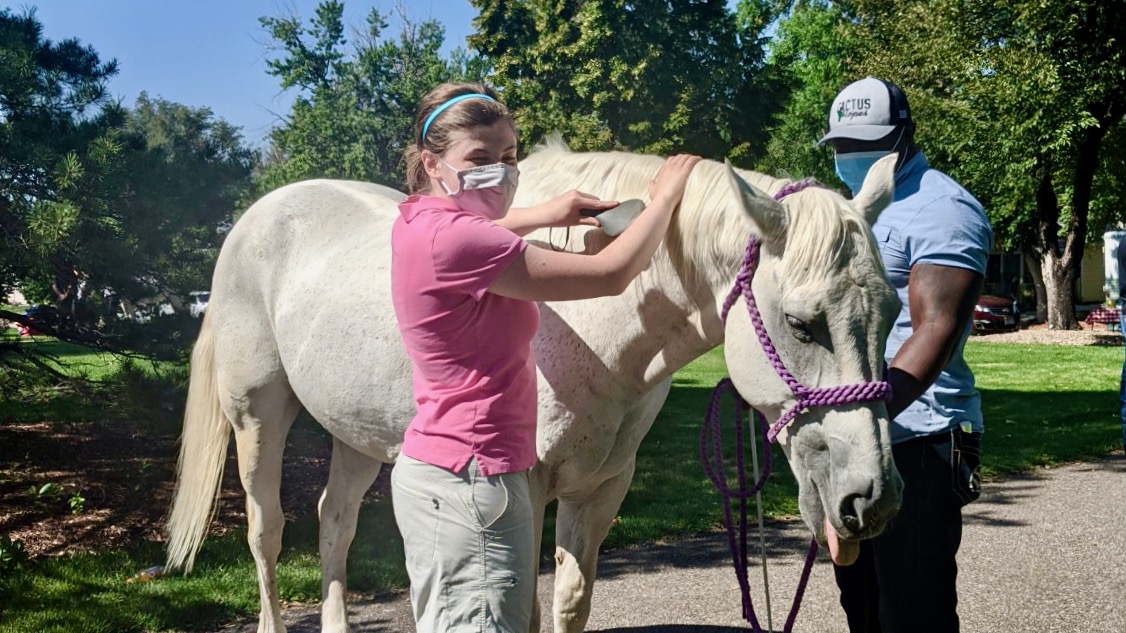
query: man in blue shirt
1116 239 1126 451
819 77 993 633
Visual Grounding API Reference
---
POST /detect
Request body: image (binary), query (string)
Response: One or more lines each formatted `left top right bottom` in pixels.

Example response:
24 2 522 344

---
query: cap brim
817 124 899 145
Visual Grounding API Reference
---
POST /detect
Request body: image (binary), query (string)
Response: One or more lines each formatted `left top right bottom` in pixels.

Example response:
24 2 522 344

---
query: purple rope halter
701 179 893 632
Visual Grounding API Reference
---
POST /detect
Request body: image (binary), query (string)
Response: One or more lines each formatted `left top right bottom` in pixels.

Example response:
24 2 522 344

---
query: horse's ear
850 154 897 225
724 159 787 245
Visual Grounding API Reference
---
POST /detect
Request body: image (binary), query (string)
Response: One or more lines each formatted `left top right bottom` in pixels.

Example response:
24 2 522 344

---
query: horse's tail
166 312 230 574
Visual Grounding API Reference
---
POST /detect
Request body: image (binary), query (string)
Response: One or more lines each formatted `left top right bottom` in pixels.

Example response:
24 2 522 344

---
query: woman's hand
499 190 619 236
648 154 703 206
531 190 618 228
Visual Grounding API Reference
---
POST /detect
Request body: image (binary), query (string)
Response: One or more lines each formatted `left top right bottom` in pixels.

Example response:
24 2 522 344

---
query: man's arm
1117 241 1126 298
886 263 984 419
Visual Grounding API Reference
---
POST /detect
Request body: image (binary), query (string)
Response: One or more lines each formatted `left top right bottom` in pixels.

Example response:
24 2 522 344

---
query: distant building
1103 231 1126 303
983 240 1107 316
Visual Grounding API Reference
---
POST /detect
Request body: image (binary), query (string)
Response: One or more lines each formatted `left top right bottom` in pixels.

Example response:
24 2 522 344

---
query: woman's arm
488 154 702 301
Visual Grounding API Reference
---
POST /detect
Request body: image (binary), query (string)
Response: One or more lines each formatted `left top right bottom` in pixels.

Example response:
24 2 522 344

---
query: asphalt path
221 454 1126 633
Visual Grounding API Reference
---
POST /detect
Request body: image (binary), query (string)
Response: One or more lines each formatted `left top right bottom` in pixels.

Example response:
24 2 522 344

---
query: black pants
833 431 979 633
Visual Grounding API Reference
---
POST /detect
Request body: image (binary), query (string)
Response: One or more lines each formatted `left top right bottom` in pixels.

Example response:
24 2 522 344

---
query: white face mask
437 158 519 220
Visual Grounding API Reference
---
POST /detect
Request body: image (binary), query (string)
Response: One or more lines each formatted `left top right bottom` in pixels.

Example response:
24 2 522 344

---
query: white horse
165 142 903 633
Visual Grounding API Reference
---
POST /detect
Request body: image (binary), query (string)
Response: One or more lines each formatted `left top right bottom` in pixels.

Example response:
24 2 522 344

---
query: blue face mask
834 151 892 196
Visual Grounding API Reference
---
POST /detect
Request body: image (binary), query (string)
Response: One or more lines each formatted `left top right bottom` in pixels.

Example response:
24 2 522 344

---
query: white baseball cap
818 77 912 145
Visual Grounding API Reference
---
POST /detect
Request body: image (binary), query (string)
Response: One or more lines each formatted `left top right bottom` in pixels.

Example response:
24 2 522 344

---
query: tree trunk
1023 250 1047 323
1041 251 1078 329
1032 118 1105 331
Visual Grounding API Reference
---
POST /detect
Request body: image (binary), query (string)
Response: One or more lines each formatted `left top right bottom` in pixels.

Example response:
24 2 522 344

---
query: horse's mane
520 138 880 291
772 186 884 294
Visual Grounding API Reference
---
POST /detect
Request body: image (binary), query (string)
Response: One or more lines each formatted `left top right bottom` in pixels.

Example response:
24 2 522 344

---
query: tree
0 7 119 315
839 0 1126 329
8 93 255 356
470 0 784 161
0 9 256 356
112 95 256 306
258 1 487 193
755 1 860 184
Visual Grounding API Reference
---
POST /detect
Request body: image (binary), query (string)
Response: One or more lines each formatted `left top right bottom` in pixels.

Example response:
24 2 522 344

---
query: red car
973 295 1020 332
15 305 50 336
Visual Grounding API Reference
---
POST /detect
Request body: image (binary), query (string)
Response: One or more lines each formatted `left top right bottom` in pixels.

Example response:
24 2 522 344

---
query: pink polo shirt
390 194 539 476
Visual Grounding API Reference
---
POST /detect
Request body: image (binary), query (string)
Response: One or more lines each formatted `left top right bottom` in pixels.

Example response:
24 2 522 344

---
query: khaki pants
391 454 536 633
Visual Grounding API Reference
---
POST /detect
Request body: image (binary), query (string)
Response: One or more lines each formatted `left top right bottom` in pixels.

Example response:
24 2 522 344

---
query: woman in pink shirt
391 82 700 633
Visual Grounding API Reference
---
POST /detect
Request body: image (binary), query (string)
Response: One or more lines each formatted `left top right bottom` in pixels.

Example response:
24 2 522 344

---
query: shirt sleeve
430 213 528 301
1117 241 1126 294
906 197 993 275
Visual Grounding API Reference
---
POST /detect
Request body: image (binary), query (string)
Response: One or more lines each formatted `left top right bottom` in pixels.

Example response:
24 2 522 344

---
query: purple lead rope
701 179 892 632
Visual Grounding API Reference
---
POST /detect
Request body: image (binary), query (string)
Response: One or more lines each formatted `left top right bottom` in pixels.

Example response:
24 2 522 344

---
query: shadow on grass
978 389 1121 475
3 374 1121 631
314 382 1125 593
0 500 409 633
6 337 109 358
606 383 800 551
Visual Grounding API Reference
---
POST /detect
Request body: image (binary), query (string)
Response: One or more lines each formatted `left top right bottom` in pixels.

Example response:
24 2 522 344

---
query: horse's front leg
552 459 636 633
318 438 382 633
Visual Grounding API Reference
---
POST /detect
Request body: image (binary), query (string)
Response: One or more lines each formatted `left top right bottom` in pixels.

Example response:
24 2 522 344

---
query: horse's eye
785 314 814 342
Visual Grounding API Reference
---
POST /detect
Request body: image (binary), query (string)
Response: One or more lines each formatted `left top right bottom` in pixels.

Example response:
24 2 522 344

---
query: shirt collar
399 194 459 222
895 151 929 188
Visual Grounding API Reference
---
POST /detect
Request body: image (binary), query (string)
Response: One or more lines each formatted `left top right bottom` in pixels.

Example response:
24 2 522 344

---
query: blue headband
420 93 495 142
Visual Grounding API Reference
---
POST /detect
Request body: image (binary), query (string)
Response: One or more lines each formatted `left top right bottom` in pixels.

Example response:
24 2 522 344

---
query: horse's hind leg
318 438 382 633
552 460 636 633
227 381 302 633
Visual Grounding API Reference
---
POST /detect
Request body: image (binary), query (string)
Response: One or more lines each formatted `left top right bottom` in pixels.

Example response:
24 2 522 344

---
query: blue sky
29 1 481 148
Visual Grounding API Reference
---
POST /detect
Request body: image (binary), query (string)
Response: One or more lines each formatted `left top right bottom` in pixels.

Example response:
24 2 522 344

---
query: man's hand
887 263 983 420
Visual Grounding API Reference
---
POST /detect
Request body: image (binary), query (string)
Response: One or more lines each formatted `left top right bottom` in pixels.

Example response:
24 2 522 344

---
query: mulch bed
974 321 1123 346
0 416 386 559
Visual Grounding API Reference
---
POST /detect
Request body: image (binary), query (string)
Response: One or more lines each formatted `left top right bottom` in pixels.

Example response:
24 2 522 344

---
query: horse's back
214 178 403 321
210 179 414 460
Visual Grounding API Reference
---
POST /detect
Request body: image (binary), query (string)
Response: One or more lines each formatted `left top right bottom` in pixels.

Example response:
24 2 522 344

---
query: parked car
973 294 1020 332
18 305 50 336
189 291 210 318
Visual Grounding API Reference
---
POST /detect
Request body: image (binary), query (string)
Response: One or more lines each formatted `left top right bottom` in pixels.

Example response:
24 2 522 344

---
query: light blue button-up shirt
872 152 994 443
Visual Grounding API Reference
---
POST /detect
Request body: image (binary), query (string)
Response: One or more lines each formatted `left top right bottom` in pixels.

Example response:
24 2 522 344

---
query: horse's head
715 156 903 558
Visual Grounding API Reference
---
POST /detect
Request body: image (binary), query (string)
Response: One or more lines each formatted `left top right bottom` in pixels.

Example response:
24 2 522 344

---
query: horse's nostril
839 494 864 532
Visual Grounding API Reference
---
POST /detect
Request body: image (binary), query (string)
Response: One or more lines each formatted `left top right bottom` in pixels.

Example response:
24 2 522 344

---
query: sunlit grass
3 337 124 380
964 342 1121 474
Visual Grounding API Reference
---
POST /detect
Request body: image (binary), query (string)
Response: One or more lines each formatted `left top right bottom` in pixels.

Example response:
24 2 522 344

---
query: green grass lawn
0 337 135 423
3 337 123 379
965 342 1122 474
1 340 1121 632
0 335 125 423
